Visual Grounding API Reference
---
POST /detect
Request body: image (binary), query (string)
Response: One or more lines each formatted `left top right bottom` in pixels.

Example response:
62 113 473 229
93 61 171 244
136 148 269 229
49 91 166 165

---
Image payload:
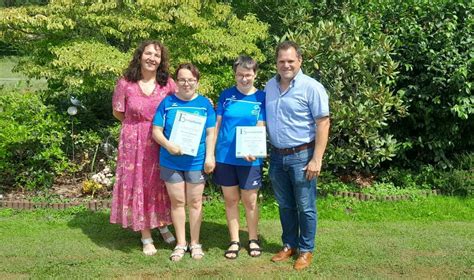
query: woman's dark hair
175 63 200 81
123 40 170 86
232 55 258 73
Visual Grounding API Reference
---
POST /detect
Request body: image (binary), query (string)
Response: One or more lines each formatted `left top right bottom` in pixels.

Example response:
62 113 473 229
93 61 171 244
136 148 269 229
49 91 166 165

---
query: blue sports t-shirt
216 86 266 166
152 94 216 171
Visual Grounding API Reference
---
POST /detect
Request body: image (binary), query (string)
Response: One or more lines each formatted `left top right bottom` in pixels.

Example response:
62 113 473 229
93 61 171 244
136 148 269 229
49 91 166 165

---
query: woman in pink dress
110 40 176 255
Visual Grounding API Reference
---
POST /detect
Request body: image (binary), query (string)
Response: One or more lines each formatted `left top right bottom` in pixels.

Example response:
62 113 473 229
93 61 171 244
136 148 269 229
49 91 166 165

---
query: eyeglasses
236 74 254 80
177 79 197 85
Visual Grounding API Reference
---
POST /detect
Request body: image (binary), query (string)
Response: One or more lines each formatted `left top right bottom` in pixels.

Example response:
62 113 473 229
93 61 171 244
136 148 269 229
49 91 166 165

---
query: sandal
189 244 205 260
170 244 187 261
141 238 157 256
248 239 262 257
224 241 241 260
158 226 176 245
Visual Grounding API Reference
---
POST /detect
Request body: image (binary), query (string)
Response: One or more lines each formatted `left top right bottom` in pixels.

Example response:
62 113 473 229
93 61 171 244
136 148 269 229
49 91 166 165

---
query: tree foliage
0 0 268 110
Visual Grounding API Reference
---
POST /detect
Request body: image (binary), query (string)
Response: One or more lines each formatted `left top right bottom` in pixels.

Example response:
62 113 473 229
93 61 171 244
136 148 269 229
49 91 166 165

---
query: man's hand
303 158 321 180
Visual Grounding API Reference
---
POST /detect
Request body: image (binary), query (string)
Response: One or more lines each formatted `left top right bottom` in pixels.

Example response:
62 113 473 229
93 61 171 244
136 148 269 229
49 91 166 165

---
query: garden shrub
379 159 474 196
437 170 473 196
234 0 472 175
0 89 68 191
381 0 474 167
281 17 406 171
311 0 474 167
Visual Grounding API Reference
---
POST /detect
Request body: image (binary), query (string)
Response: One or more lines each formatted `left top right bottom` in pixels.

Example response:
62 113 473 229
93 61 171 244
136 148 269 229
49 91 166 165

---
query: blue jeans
269 148 317 252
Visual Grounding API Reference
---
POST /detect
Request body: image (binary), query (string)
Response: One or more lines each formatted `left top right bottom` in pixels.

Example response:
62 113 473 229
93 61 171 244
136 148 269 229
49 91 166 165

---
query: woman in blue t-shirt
214 55 266 259
152 63 216 261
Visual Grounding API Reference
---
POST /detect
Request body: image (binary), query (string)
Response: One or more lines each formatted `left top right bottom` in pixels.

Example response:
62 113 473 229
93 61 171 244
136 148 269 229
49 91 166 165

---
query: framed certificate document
169 110 206 156
235 126 267 158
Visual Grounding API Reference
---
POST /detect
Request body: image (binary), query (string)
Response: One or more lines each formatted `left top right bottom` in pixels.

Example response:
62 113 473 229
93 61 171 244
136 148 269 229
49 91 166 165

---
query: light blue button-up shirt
265 70 329 149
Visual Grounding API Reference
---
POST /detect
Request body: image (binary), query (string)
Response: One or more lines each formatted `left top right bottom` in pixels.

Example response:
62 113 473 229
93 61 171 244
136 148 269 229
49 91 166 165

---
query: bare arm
152 125 182 155
304 116 330 180
113 110 124 122
204 127 216 174
215 116 222 143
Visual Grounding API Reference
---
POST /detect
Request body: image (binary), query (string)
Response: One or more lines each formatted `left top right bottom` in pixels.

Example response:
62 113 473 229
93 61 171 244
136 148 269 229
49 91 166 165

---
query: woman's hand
166 142 182 155
204 157 215 174
243 155 257 162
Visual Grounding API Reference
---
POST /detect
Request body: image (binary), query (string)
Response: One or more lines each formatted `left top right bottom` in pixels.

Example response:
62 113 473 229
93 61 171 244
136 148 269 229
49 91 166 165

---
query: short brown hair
276 41 302 60
232 55 258 73
175 63 200 81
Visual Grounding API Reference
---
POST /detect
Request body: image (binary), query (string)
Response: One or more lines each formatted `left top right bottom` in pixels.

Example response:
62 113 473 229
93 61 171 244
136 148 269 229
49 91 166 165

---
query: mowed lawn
0 196 473 279
0 57 46 90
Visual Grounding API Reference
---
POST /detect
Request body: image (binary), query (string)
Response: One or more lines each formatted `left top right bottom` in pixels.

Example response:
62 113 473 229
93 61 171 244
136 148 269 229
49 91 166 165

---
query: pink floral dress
110 77 176 231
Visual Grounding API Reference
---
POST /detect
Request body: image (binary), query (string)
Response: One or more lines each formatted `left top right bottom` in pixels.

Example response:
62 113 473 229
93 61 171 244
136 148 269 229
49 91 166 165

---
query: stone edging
333 189 439 201
0 200 111 211
0 190 440 210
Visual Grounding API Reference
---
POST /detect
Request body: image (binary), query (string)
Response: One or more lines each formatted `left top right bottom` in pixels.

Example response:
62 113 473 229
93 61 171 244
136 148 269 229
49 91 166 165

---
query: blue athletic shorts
213 162 262 190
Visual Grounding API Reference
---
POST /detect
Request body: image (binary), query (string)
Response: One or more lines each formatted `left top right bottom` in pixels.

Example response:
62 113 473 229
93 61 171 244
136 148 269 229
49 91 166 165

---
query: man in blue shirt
265 41 330 270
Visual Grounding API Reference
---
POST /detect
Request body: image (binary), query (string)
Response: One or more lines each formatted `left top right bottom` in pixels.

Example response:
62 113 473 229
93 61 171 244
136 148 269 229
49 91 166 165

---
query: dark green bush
282 18 405 171
233 0 472 174
383 0 474 167
0 89 68 190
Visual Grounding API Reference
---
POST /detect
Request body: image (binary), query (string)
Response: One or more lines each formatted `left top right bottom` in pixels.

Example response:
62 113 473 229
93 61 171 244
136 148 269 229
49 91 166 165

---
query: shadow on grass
67 210 139 253
199 221 280 254
67 210 280 255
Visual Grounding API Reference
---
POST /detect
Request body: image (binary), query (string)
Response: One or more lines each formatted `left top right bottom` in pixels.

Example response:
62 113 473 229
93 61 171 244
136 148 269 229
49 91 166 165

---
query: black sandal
224 241 241 259
248 239 262 257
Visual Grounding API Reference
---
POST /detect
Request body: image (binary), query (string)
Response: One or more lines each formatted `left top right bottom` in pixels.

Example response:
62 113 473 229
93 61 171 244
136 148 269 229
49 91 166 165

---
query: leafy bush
281 17 406 171
382 1 474 167
310 0 474 167
232 0 472 174
0 89 68 190
379 158 474 196
361 182 428 199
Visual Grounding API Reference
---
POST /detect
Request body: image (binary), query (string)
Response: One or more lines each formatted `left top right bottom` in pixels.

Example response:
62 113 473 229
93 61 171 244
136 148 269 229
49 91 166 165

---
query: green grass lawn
0 56 46 90
0 196 473 279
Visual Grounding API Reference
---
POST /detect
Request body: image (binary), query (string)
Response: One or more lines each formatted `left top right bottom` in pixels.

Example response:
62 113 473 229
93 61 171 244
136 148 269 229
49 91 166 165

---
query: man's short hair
232 55 258 73
276 41 302 60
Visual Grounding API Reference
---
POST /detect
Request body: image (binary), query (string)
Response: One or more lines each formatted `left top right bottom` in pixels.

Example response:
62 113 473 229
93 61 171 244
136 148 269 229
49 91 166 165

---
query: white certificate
169 110 206 157
235 126 267 158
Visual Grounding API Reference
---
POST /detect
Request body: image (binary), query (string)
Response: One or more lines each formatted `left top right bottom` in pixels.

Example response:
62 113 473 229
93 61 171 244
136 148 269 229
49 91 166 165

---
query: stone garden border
0 200 111 211
0 190 439 210
333 189 439 201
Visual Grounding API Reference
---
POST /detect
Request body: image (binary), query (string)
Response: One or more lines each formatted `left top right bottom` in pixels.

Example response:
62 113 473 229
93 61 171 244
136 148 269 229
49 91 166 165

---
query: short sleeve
216 91 226 116
152 97 167 127
308 82 330 120
205 99 217 128
112 78 127 112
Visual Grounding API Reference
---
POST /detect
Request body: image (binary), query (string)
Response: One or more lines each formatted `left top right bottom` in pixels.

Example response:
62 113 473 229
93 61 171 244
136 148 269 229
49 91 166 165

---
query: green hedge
0 89 68 190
